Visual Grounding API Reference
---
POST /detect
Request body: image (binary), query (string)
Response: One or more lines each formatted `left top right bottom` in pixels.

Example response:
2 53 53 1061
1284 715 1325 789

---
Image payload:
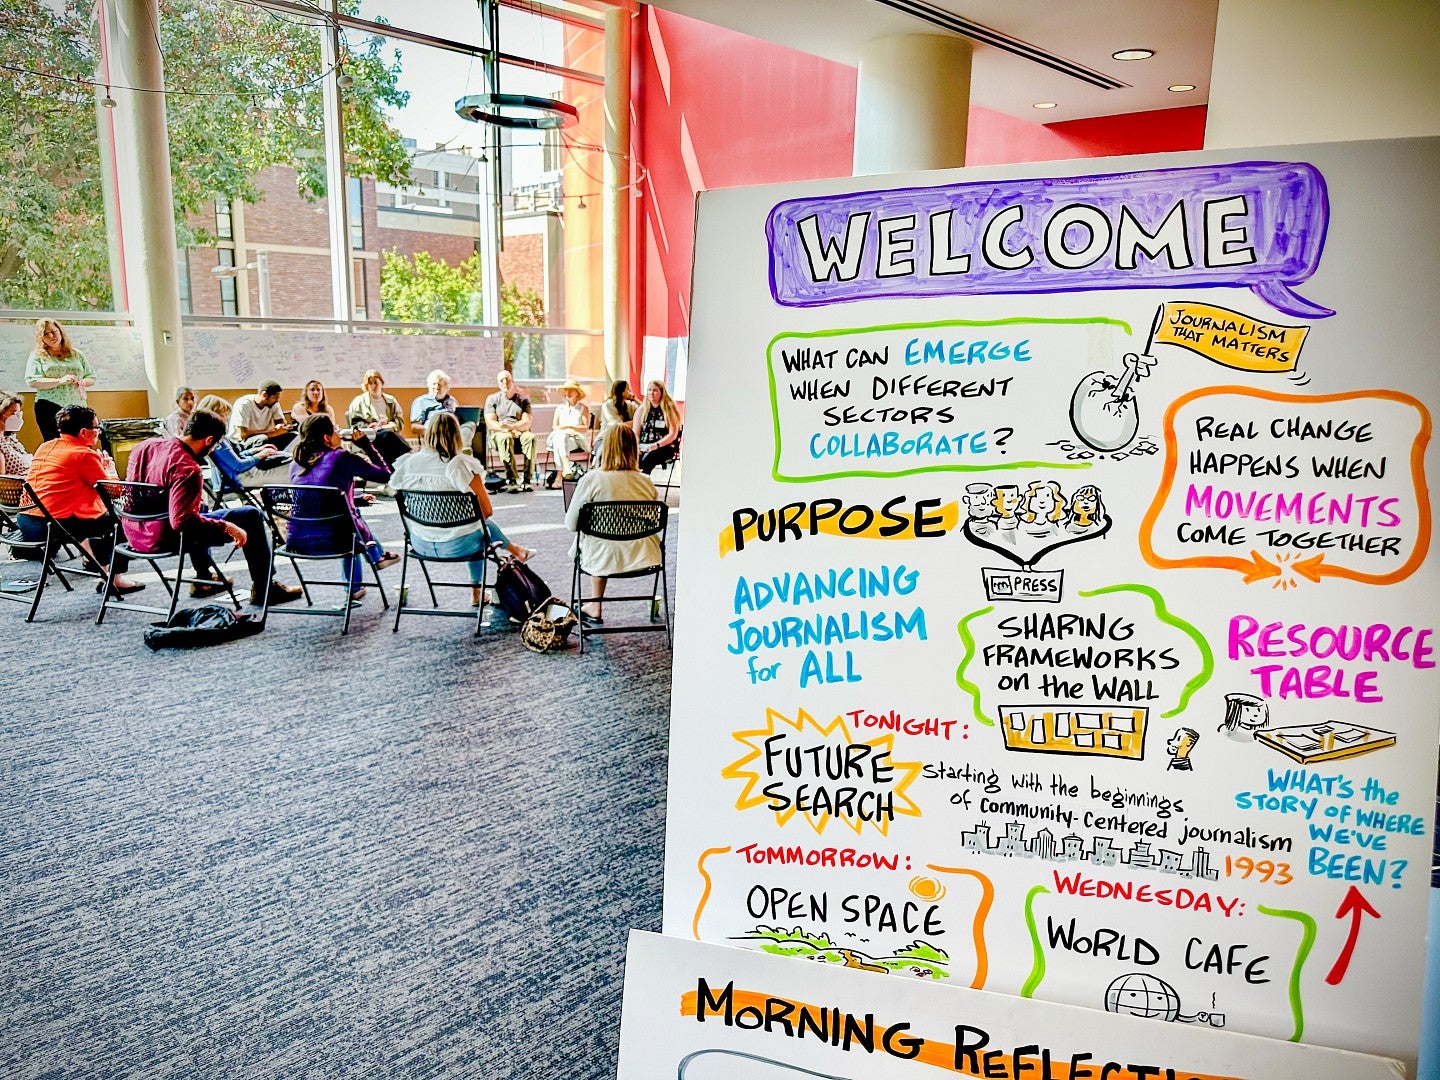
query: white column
321 3 353 324
853 34 972 176
1206 0 1440 148
603 6 633 384
103 0 185 412
478 149 501 333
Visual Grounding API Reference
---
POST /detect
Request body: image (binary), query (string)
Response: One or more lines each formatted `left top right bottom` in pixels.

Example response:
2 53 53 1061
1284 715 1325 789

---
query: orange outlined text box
1142 387 1430 587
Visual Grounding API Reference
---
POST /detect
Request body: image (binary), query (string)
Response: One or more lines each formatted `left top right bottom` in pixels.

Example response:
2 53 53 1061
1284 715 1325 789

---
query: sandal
374 552 400 571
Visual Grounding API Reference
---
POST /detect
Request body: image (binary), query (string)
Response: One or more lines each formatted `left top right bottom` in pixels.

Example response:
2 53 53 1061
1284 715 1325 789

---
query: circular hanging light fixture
1111 48 1155 61
455 93 578 130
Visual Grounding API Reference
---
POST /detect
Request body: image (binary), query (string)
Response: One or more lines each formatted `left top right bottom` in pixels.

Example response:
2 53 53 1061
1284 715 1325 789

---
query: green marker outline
1079 583 1214 718
957 584 1213 725
1020 884 1050 996
1257 903 1317 1042
956 605 996 726
766 316 1132 483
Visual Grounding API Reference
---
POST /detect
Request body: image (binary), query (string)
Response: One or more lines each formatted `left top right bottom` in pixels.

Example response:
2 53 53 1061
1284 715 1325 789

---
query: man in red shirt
124 410 302 607
20 405 143 594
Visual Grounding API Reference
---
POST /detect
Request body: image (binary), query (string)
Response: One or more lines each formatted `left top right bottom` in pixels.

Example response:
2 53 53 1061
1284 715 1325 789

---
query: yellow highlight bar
1154 300 1308 373
719 500 960 557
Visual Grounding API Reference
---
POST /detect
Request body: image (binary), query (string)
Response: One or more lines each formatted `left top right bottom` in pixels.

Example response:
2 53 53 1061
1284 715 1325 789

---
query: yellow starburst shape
722 707 923 836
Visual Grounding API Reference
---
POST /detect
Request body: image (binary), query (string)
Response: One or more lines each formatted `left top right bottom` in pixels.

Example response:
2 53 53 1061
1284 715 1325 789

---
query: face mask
4 412 20 432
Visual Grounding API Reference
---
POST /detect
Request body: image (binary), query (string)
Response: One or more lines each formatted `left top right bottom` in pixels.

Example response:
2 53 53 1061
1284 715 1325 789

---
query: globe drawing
1104 972 1180 1021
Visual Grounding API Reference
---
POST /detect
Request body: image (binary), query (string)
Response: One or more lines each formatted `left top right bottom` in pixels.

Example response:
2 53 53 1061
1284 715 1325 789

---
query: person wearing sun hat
545 377 592 488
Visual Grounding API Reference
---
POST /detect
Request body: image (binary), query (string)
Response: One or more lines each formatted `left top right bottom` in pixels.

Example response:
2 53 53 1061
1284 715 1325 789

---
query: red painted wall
967 104 1209 167
634 7 857 343
632 8 1207 367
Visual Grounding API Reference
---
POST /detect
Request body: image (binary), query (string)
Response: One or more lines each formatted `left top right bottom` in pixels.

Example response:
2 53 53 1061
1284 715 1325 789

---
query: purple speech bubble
767 161 1332 319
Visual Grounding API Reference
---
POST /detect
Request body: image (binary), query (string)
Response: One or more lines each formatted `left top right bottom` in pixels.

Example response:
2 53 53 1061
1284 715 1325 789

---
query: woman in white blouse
564 423 660 625
390 412 535 605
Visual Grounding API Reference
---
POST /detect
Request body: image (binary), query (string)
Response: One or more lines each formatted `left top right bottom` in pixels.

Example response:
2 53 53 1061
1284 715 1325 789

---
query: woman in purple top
288 414 399 598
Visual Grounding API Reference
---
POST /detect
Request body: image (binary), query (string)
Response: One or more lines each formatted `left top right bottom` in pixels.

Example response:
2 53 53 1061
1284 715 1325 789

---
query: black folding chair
0 476 107 621
0 473 46 577
95 480 242 624
570 499 671 653
649 431 682 502
260 484 388 635
392 489 500 636
204 459 284 549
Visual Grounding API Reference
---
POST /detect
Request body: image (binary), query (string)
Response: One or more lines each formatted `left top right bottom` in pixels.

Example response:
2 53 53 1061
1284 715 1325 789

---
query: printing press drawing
964 480 1112 603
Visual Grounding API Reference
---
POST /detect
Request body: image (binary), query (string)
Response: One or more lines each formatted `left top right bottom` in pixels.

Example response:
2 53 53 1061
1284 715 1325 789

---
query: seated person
290 380 336 425
485 368 537 491
410 369 458 436
287 414 399 601
0 392 34 476
346 369 411 466
125 410 302 606
20 405 143 594
598 379 636 436
632 379 682 474
545 379 591 487
390 412 536 606
231 380 295 451
564 424 661 625
164 385 194 438
196 395 289 489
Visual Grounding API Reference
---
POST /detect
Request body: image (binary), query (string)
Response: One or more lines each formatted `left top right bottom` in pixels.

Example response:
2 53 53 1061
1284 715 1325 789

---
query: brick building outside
182 152 557 329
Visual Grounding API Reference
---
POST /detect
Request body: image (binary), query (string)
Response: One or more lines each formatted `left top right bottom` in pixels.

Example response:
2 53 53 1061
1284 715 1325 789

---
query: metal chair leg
393 551 409 632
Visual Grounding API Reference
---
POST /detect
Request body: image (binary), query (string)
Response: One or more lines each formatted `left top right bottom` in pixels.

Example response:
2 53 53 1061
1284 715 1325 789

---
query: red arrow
1325 886 1381 985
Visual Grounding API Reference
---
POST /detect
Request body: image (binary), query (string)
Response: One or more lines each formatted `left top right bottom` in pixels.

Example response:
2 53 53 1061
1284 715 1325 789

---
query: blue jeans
341 540 387 589
410 522 510 583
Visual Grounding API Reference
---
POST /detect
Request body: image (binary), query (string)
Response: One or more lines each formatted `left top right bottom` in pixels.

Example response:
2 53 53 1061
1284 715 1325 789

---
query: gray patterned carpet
0 486 677 1078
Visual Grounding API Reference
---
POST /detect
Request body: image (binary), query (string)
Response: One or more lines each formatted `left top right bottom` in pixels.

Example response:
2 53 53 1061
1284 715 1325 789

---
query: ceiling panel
643 0 1217 123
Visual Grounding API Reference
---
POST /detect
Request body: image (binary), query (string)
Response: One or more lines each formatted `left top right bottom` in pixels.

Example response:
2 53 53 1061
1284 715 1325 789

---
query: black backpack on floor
143 605 265 650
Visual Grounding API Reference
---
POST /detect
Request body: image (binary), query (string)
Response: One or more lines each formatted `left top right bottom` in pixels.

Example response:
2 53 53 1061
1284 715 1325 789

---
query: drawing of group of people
963 479 1109 541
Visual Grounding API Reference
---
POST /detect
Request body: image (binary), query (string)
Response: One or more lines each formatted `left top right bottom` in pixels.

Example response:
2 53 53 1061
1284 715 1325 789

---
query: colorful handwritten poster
617 931 1403 1078
662 138 1440 1070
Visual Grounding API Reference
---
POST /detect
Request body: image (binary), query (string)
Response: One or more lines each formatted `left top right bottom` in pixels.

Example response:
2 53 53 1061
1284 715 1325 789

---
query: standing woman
345 369 411 466
25 319 95 442
632 379 682 474
288 414 399 600
291 379 336 424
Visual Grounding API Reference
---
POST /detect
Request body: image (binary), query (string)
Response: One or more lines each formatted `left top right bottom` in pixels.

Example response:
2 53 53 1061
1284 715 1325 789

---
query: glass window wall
0 1 112 310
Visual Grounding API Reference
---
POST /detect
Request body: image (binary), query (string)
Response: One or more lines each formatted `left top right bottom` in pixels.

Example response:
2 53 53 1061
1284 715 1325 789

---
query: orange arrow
1292 554 1325 583
1239 550 1281 584
1325 885 1380 985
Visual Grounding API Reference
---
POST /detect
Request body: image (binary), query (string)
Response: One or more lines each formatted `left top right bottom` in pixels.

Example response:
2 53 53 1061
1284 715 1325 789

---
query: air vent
867 0 1129 89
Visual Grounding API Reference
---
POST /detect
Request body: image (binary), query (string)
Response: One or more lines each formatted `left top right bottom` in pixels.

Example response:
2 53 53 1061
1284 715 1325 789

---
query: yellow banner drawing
719 499 960 557
1153 300 1308 372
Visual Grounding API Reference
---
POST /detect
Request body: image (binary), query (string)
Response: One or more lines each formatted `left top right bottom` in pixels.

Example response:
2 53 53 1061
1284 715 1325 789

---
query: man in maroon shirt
124 410 302 606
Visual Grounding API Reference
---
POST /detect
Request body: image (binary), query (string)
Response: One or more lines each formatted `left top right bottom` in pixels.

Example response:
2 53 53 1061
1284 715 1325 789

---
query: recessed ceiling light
1112 48 1154 61
1168 83 1197 93
1033 101 1058 110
